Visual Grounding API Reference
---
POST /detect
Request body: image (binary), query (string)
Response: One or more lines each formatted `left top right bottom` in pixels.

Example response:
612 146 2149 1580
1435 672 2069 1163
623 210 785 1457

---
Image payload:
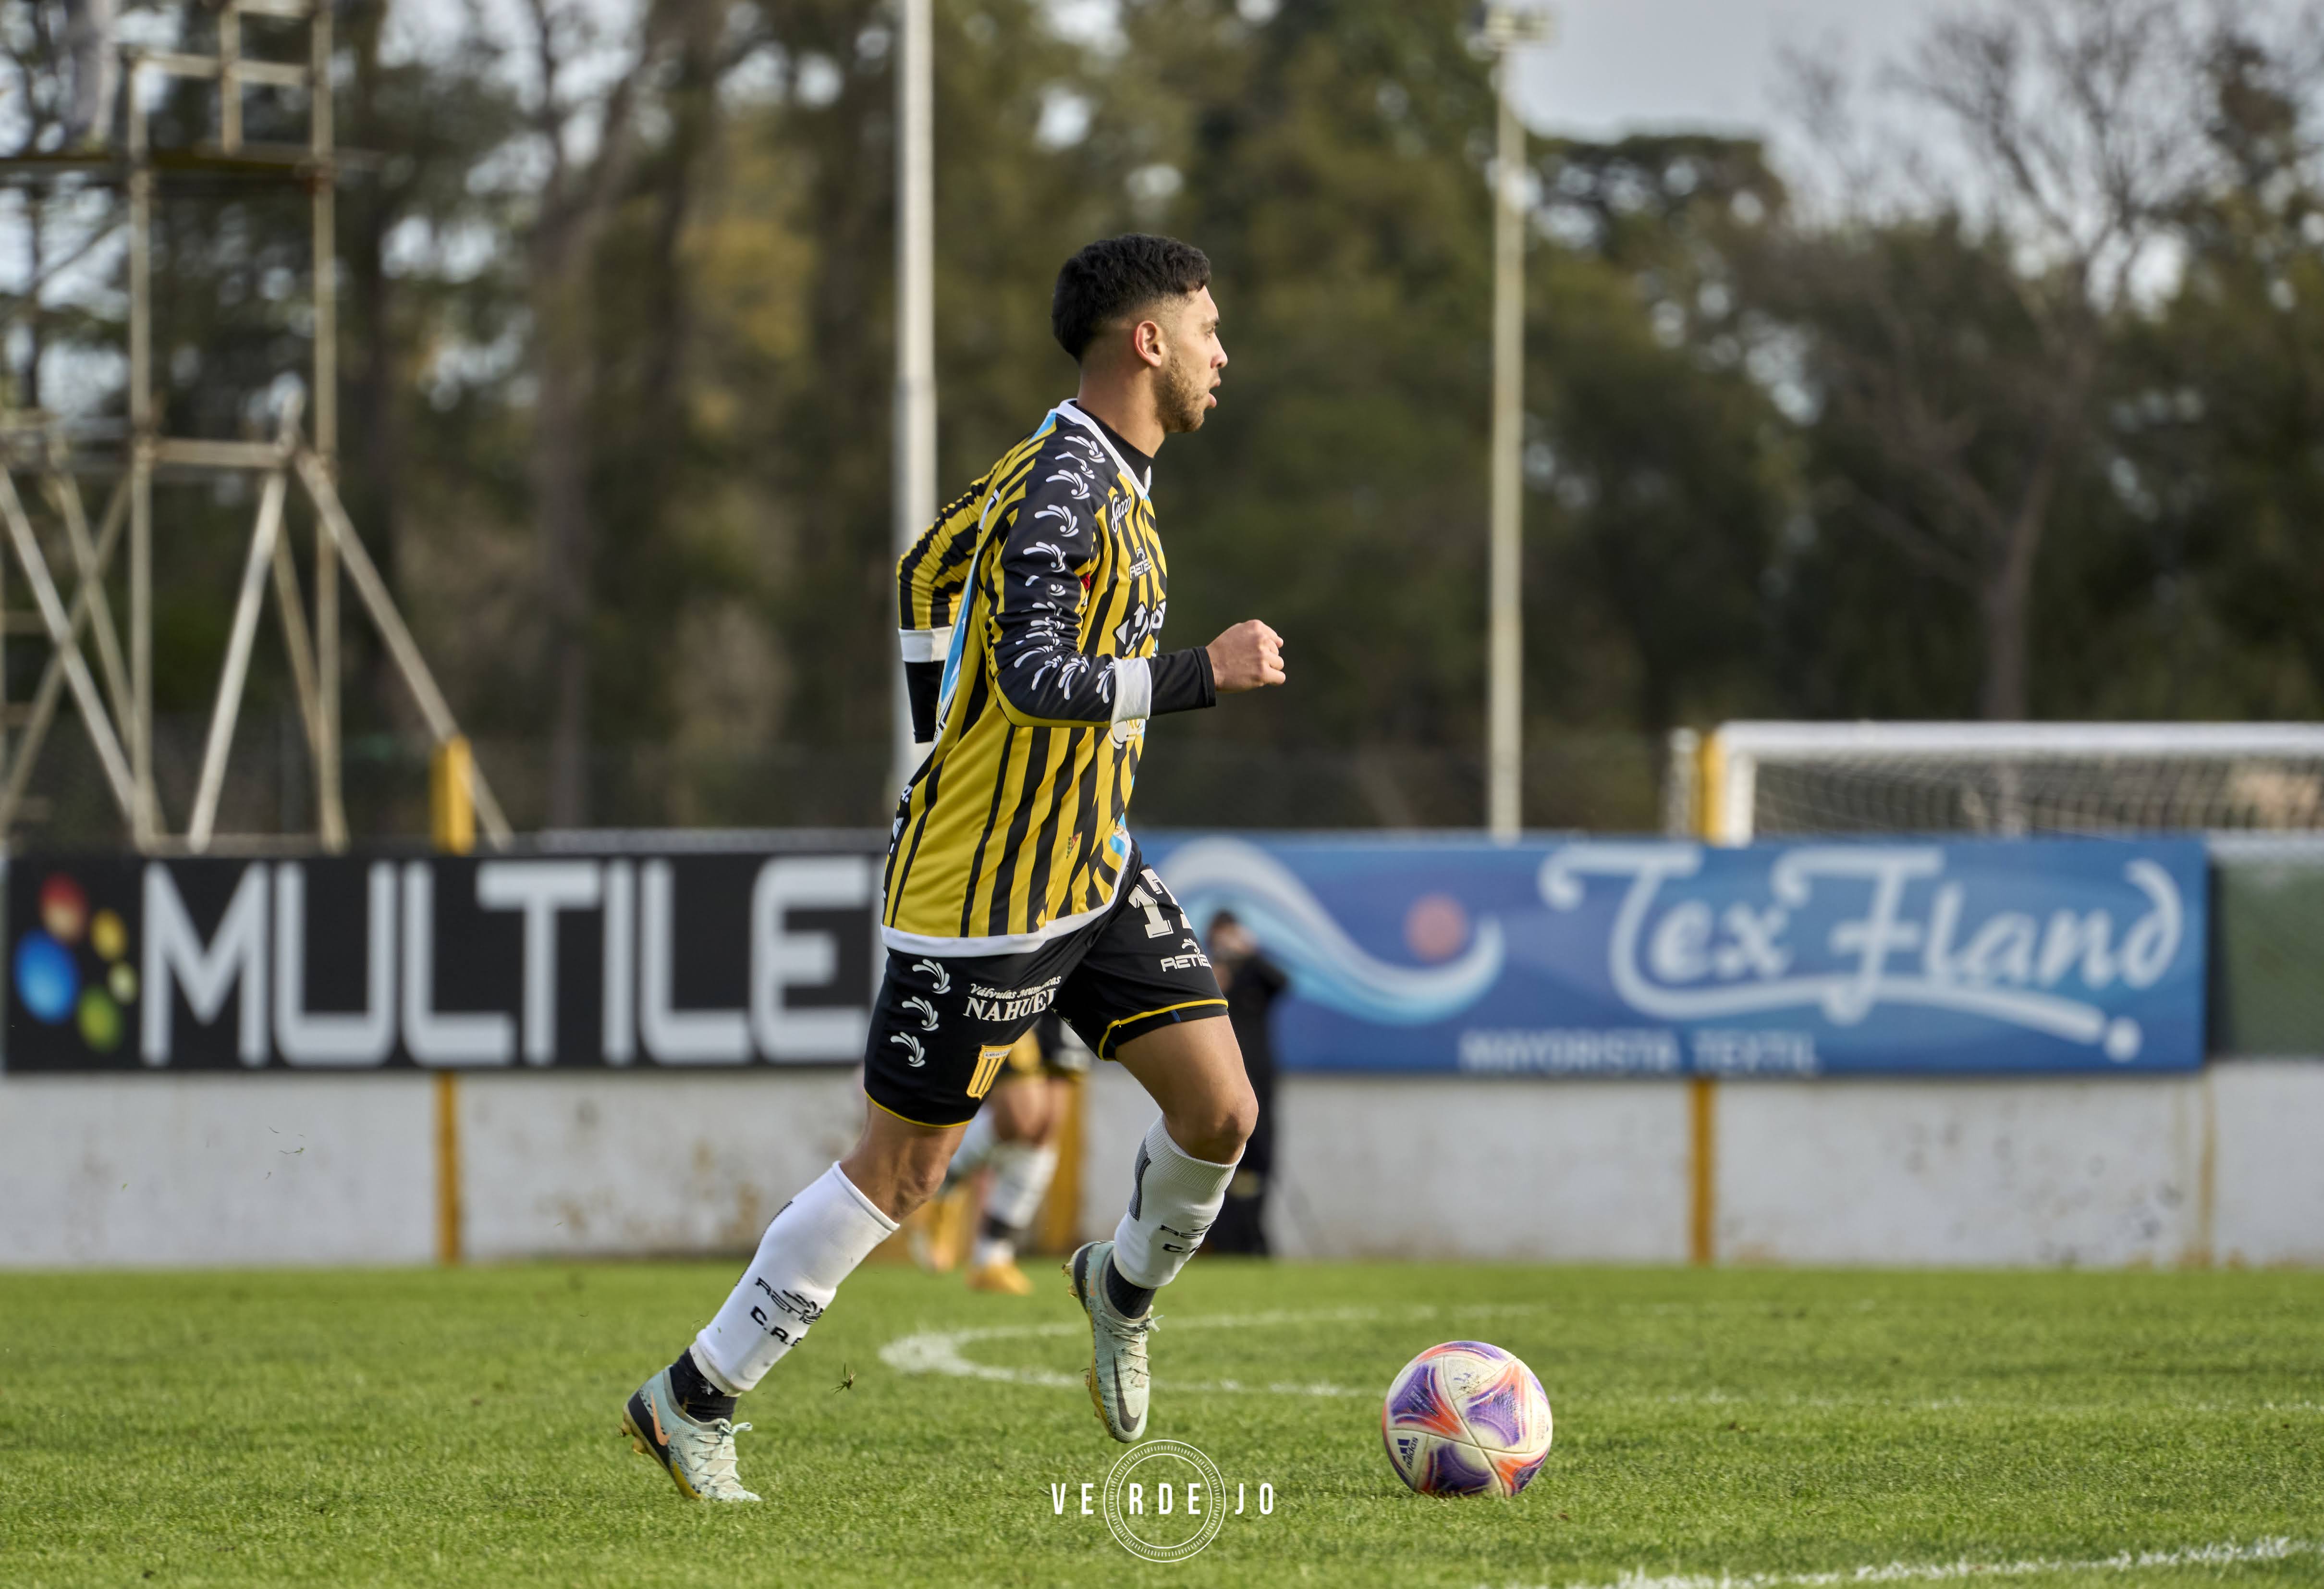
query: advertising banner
7 833 2210 1076
4 840 883 1072
1145 835 2210 1076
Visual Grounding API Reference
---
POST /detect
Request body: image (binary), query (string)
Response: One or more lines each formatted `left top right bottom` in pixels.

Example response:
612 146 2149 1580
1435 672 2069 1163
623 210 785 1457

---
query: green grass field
1 1260 2319 1588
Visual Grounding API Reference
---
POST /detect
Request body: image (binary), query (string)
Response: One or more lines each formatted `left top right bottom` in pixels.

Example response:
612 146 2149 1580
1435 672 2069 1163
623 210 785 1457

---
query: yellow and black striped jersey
883 400 1214 955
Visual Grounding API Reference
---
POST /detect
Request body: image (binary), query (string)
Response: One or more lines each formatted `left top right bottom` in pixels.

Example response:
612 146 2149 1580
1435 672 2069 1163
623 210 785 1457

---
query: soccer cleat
620 1368 761 1502
965 1257 1035 1295
1064 1240 1157 1443
908 1184 972 1274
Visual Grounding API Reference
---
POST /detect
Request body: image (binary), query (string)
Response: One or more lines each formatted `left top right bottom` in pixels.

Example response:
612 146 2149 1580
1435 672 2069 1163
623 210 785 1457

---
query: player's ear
1131 313 1167 370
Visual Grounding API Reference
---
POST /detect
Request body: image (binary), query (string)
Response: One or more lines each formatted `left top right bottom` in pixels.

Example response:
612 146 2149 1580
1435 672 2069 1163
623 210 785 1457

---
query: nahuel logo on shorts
1047 1440 1273 1564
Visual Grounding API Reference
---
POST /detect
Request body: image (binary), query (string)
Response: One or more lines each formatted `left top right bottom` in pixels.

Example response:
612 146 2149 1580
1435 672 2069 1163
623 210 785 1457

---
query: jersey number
1128 885 1174 939
1128 867 1178 938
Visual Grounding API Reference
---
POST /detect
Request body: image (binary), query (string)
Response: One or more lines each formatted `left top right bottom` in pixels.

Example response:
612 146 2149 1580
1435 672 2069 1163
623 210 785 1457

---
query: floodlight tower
0 1 508 851
1474 2 1551 841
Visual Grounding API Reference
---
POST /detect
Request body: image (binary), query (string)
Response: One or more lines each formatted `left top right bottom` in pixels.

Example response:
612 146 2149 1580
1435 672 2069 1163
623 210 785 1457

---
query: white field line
878 1301 1547 1398
1491 1537 2321 1589
881 1307 2324 1417
1612 1393 2324 1416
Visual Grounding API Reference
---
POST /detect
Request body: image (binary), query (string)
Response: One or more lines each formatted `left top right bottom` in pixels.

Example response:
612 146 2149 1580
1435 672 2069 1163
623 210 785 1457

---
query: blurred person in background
908 1012 1088 1293
1203 911 1284 1257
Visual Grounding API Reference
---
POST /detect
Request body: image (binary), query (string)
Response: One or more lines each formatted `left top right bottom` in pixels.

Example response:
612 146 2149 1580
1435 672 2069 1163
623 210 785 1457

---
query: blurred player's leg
965 1066 1062 1294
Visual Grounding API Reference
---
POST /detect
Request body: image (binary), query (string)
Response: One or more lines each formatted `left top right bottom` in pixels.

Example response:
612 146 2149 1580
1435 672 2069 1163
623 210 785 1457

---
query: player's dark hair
1052 234 1211 361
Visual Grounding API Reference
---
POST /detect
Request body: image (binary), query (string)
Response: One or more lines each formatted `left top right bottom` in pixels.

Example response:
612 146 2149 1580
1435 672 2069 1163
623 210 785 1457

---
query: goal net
1671 723 2324 842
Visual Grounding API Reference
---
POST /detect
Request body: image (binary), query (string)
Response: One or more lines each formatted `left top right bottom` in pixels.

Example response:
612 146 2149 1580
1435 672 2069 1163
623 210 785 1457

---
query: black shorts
864 847 1225 1128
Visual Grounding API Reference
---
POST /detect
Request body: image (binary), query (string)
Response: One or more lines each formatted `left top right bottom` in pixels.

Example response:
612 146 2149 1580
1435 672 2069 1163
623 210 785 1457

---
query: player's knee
1171 1084 1257 1165
842 1135 954 1221
990 1082 1044 1142
893 1151 951 1213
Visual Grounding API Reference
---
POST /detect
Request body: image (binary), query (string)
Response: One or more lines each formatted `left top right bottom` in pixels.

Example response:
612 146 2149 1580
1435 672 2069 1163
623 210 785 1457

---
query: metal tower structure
0 0 508 851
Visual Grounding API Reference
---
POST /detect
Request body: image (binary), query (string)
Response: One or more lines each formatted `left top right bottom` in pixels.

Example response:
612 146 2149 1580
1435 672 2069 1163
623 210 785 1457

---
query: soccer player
908 1013 1085 1294
623 234 1284 1501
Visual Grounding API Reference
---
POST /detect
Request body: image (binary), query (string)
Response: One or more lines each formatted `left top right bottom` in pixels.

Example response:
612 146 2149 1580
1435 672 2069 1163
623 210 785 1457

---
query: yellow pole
430 735 475 856
1688 1075 1717 1266
434 1071 464 1267
429 735 473 1265
1697 728 1725 844
1035 1072 1087 1254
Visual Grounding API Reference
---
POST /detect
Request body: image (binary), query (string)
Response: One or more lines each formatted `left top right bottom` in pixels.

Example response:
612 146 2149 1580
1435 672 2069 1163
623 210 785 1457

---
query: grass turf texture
0 1263 2319 1588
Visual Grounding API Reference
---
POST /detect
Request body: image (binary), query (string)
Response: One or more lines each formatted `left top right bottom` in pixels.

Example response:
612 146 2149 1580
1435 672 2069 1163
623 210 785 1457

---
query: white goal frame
1680 721 2324 843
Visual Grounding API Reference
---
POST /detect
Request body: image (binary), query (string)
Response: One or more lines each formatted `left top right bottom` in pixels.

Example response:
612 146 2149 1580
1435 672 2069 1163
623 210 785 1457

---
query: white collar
1055 400 1151 502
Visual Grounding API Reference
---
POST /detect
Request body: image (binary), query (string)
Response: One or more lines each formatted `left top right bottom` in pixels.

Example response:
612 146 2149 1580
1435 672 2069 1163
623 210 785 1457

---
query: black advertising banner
4 840 885 1071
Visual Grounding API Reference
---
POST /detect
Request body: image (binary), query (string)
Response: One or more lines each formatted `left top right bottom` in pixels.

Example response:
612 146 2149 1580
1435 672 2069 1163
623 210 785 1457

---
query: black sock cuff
1102 1254 1155 1318
667 1348 738 1421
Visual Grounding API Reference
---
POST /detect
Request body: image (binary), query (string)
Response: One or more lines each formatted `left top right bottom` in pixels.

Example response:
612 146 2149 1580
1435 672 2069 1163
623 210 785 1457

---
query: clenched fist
1207 620 1286 693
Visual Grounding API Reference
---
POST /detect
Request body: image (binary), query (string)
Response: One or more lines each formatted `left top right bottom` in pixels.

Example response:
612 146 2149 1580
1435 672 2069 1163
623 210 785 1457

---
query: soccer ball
1380 1340 1553 1498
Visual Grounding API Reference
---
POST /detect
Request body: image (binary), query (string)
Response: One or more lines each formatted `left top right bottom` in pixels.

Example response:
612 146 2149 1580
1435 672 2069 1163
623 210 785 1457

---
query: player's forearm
903 659 943 743
991 647 1211 729
1146 647 1216 714
991 650 1132 728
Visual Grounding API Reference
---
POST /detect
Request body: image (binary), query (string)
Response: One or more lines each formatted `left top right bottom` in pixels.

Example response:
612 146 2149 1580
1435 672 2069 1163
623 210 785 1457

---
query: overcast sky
1508 0 1945 143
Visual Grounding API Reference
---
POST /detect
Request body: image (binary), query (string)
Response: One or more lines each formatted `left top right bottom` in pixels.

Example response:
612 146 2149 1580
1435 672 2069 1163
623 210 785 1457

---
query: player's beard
1158 352 1210 434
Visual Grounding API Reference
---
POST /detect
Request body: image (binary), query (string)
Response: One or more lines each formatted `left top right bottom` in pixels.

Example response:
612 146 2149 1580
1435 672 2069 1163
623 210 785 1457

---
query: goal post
1673 722 2324 843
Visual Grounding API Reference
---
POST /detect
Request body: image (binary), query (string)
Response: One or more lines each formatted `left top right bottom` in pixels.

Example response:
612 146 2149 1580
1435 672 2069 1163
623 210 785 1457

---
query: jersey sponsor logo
964 976 1062 1023
889 1032 928 1067
1160 949 1211 972
1113 600 1165 651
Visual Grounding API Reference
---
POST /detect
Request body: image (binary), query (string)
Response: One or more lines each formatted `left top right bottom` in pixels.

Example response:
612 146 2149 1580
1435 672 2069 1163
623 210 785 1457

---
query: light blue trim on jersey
931 411 1061 737
928 402 1148 746
936 603 969 720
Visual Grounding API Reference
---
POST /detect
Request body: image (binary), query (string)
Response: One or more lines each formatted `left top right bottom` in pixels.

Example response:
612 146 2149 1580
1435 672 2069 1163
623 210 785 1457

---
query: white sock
968 1141 1058 1268
985 1140 1058 1234
941 1111 1000 1193
1111 1116 1237 1290
693 1163 897 1393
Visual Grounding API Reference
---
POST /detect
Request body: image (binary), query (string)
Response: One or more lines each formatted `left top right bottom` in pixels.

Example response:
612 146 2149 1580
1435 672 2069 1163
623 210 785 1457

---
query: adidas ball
1380 1340 1553 1498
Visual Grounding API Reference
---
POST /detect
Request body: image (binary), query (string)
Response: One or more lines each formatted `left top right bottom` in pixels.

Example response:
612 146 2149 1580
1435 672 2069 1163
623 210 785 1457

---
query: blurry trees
1765 0 2221 720
3 0 2322 835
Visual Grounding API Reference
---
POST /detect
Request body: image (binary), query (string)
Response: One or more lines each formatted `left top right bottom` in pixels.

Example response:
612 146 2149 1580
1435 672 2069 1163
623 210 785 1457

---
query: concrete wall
5 1061 2320 1269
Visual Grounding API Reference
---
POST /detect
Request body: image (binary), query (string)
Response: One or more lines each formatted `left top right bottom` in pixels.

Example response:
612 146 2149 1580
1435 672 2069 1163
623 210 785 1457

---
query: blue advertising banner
1143 835 2210 1076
